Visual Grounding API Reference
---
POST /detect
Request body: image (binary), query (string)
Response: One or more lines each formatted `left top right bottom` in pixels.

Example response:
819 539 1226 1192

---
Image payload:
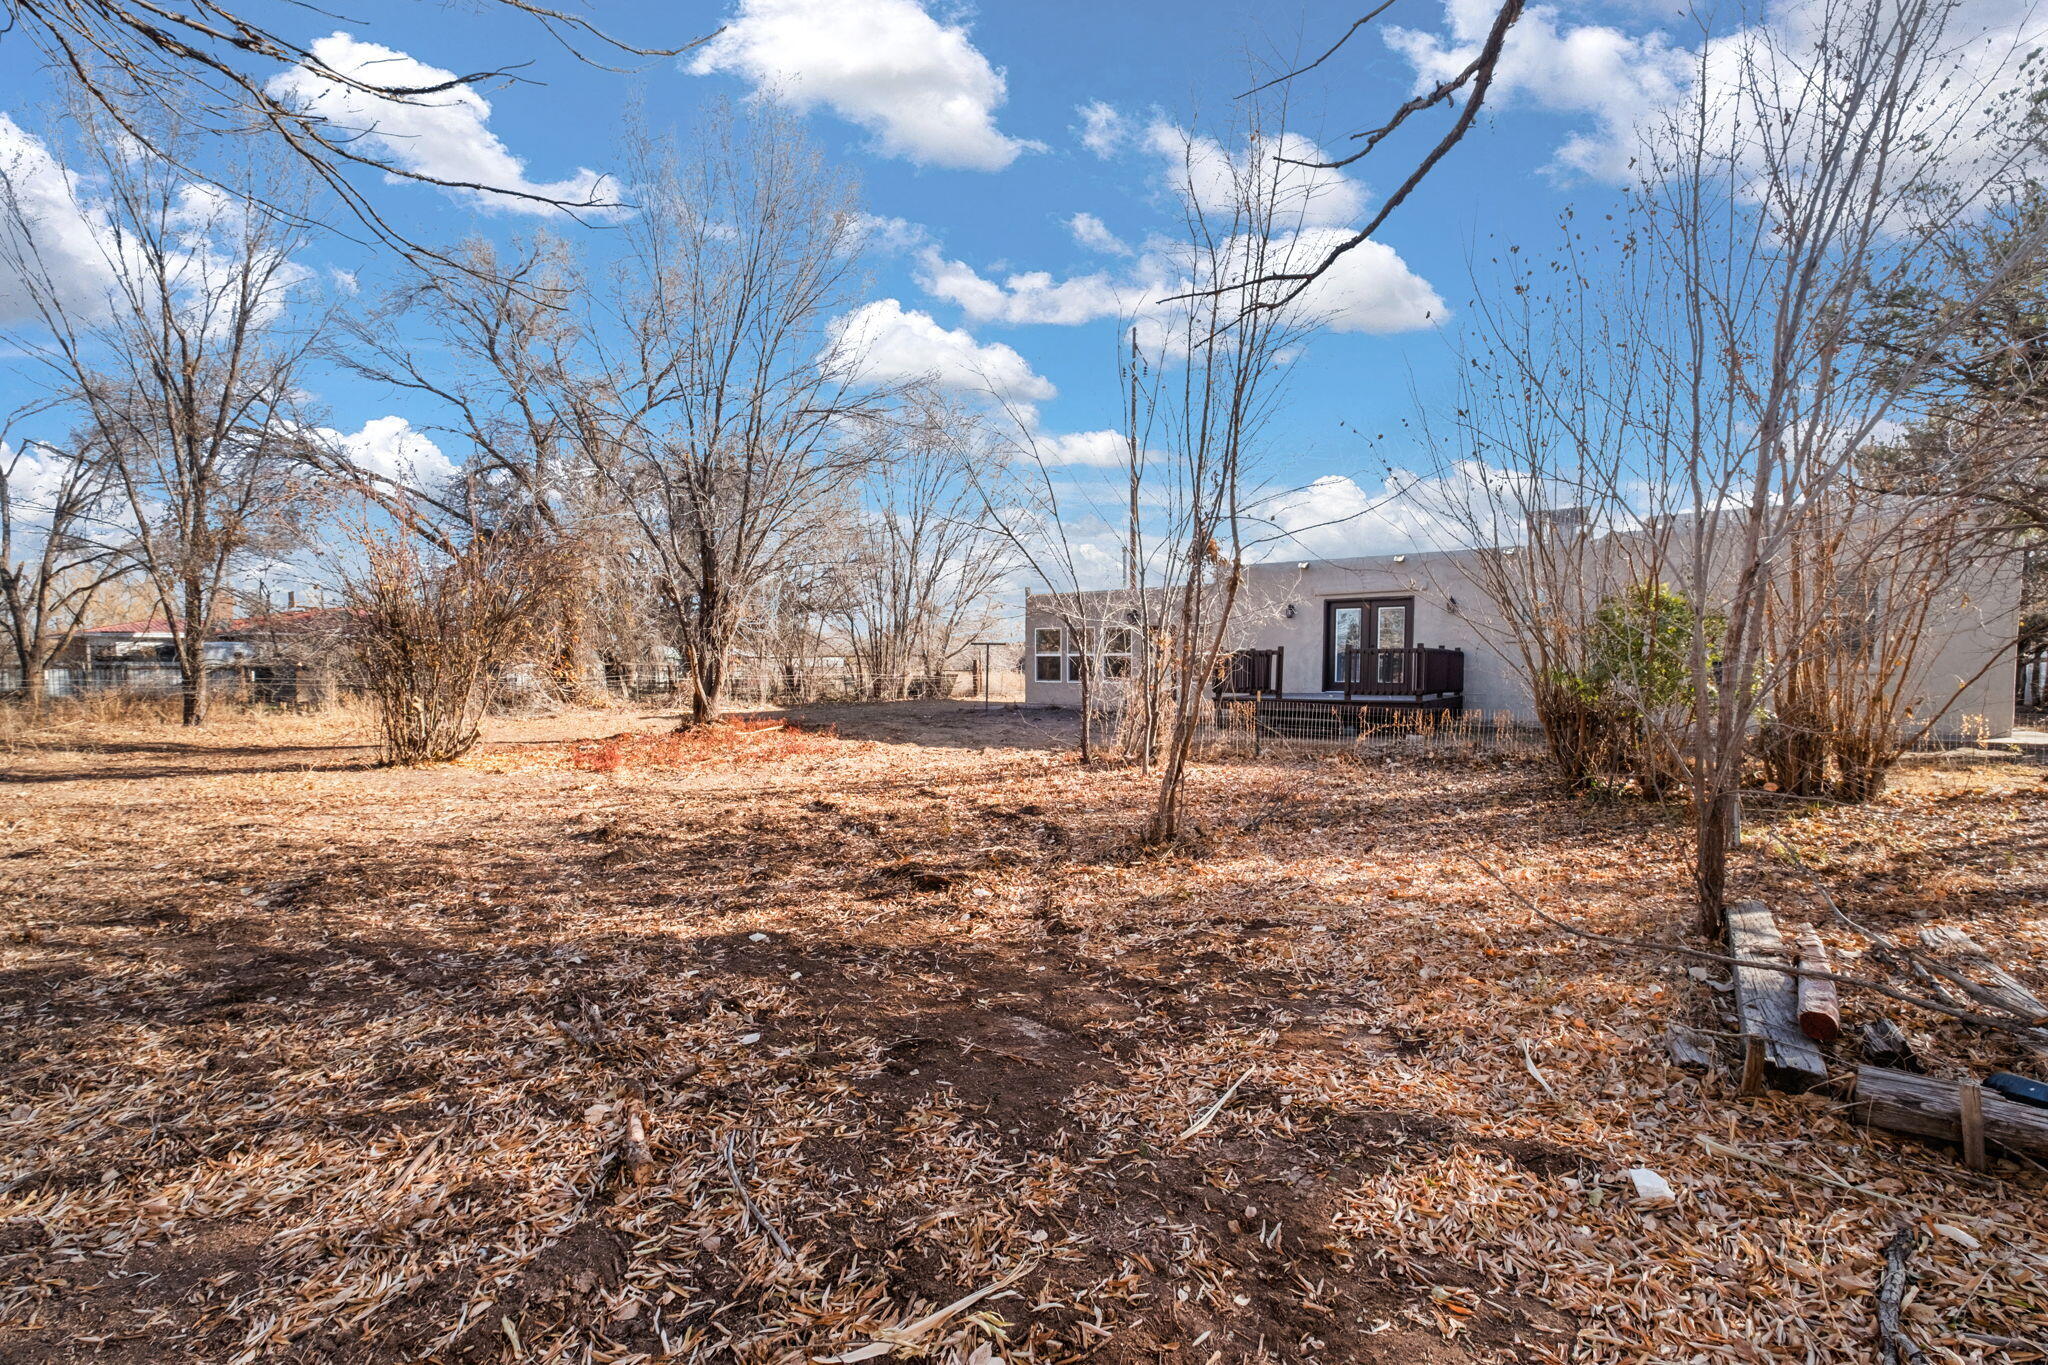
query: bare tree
324 235 651 700
1644 0 2048 930
0 96 326 725
736 553 848 699
835 393 1010 699
1416 0 2047 931
1760 488 2008 802
584 103 883 725
0 418 129 705
5 0 714 263
1865 192 2048 540
1138 109 1331 844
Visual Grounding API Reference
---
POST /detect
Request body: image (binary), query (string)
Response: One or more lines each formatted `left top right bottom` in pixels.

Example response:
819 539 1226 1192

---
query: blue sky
12 0 2024 568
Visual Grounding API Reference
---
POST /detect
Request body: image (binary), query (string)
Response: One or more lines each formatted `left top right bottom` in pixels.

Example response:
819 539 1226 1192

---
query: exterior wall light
1283 604 1297 619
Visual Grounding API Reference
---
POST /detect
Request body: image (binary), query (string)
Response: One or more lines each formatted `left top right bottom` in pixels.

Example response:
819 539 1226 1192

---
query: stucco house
1024 543 2020 739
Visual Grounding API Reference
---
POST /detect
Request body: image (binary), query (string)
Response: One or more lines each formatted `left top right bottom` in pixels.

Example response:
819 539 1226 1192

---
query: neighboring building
36 608 349 704
57 607 348 668
1024 543 2021 739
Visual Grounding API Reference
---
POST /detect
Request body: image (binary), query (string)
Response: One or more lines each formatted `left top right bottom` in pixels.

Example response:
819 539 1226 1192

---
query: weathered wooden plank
1727 900 1827 1089
1916 926 2048 1025
1853 1065 2048 1161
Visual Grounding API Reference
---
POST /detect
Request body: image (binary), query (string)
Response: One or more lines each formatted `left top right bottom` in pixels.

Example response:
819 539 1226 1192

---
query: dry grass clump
0 692 370 753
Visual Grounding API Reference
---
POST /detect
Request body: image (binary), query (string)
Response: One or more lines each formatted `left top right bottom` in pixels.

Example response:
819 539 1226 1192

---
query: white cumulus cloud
1248 468 1489 560
917 247 1128 326
324 416 459 488
689 0 1039 171
914 226 1441 338
1145 121 1370 230
1075 101 1132 158
1036 429 1133 468
1276 227 1446 335
1383 0 2043 183
0 115 115 325
267 33 612 214
1067 212 1132 256
828 299 1056 418
914 122 1440 339
0 441 74 523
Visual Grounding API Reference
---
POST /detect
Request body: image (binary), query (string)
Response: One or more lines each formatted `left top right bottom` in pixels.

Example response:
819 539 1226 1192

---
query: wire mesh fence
0 662 337 706
2021 653 2047 712
606 665 1028 707
4 658 1033 712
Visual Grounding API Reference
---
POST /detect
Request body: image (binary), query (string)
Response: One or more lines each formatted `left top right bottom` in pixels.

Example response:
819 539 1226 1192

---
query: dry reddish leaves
0 702 2042 1365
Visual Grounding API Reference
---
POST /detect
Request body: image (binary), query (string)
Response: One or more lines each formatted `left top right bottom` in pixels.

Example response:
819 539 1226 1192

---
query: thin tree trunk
180 579 208 727
20 661 46 710
1694 787 1734 937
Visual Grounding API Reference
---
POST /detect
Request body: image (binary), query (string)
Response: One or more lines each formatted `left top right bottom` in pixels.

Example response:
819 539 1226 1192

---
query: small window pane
1035 655 1064 681
1375 605 1407 650
1102 653 1131 679
1067 654 1085 682
1105 627 1133 655
1034 627 1063 654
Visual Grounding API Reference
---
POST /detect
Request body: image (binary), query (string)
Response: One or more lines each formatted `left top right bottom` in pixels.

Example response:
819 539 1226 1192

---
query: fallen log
1727 901 1827 1091
1859 1018 1920 1072
1852 1065 2048 1163
1796 931 1842 1042
1916 927 2048 1026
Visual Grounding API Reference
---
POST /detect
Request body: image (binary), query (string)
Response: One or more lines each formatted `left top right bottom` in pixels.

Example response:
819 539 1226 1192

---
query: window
1102 627 1133 679
1375 603 1409 683
1034 627 1065 682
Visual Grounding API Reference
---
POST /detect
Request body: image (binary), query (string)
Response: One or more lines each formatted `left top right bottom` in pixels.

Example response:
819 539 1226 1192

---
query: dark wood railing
1216 645 1465 699
1215 646 1284 696
1334 646 1465 698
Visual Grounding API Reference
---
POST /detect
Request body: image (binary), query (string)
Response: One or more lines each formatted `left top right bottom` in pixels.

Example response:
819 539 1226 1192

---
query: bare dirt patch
0 704 2043 1363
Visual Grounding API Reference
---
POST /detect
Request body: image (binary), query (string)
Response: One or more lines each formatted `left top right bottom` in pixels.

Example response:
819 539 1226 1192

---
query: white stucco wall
1023 542 2020 739
1024 548 1535 720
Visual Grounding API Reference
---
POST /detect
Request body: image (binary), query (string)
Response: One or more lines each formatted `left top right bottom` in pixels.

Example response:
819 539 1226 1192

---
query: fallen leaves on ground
0 702 2041 1364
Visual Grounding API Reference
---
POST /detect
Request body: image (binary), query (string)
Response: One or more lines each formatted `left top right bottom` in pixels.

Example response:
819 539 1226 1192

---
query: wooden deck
1212 691 1466 738
1214 646 1466 736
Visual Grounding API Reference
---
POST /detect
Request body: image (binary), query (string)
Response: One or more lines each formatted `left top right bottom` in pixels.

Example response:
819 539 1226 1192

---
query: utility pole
970 640 1002 712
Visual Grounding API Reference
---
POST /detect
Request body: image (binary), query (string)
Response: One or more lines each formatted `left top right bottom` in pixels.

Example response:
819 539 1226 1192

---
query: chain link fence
596 664 1028 707
0 661 338 707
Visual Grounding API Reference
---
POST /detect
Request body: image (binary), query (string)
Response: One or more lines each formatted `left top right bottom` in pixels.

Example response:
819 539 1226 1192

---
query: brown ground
1 700 2044 1365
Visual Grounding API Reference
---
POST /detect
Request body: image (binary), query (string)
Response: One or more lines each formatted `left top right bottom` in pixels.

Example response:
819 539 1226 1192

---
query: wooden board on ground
1727 900 1828 1090
1853 1065 2048 1162
1917 926 2048 1025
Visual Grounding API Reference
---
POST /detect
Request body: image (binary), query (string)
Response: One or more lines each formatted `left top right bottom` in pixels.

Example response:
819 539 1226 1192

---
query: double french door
1323 597 1413 692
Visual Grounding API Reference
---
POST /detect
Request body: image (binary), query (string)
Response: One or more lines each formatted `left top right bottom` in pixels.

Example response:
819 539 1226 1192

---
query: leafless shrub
341 526 554 766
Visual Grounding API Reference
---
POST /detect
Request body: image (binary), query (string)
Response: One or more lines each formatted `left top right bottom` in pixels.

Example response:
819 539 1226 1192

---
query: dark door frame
1322 596 1415 691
